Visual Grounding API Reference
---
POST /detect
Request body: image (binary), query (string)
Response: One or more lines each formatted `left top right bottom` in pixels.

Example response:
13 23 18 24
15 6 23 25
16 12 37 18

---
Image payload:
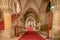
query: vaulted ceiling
0 0 51 22
17 0 50 14
17 0 51 22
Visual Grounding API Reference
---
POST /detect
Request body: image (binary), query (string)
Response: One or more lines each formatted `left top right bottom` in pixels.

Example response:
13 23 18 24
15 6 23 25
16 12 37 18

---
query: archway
23 8 39 31
26 16 36 31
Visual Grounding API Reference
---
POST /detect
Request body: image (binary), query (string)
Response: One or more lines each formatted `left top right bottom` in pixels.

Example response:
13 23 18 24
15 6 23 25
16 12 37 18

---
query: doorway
26 16 36 31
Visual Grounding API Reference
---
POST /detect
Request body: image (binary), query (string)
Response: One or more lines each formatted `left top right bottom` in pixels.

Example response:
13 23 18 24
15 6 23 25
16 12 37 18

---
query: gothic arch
22 0 39 15
23 8 40 22
24 0 39 10
40 0 50 13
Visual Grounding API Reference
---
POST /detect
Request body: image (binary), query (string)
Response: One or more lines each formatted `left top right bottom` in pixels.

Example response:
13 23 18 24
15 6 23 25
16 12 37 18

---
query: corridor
18 26 45 40
18 31 45 40
0 0 60 40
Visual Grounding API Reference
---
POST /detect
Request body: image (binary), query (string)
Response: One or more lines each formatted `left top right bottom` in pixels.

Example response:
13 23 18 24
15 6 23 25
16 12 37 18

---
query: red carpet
26 27 33 31
18 31 45 40
0 21 4 31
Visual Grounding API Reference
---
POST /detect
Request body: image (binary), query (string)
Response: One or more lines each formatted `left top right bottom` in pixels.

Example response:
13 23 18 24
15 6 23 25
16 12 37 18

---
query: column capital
2 7 13 14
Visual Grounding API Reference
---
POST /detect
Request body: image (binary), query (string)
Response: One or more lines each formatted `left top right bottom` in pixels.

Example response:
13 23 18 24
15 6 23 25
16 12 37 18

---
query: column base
52 26 60 39
2 30 11 40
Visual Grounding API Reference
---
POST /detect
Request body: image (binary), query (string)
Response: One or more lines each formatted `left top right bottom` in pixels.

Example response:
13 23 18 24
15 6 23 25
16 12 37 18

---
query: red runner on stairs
18 31 45 40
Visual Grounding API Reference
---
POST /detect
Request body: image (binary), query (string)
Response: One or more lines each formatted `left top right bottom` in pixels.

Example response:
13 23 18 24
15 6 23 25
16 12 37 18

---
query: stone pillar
1 0 13 40
49 0 60 40
40 13 47 31
2 8 12 40
51 6 60 40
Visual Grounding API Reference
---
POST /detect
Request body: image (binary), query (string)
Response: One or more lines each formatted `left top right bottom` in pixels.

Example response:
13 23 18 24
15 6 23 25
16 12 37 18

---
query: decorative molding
2 7 13 13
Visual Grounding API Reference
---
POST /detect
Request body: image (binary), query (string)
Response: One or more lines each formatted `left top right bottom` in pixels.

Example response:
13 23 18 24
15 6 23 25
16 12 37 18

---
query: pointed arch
40 0 50 13
24 0 39 9
23 0 39 14
23 8 40 22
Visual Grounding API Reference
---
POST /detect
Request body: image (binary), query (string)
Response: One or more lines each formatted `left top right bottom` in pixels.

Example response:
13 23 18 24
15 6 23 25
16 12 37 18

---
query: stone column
2 8 12 40
40 13 47 31
50 0 60 40
51 6 60 40
1 0 13 40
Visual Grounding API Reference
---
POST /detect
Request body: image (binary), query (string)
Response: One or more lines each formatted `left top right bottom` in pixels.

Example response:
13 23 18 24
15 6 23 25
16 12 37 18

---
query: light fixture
50 5 55 10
